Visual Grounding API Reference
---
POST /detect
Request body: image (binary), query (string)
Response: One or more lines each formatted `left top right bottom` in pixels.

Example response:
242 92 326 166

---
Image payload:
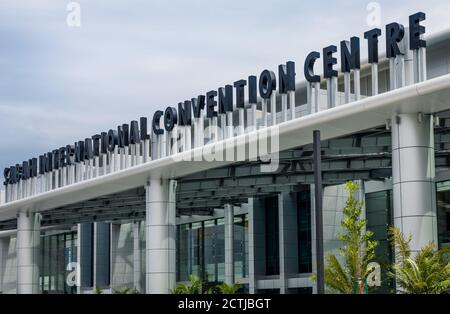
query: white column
145 178 176 294
224 204 234 285
289 90 296 119
16 211 41 294
391 113 437 254
270 93 277 125
133 221 142 292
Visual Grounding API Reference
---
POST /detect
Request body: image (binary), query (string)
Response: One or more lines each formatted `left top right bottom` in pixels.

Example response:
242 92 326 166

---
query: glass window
176 216 242 284
40 230 77 294
234 214 249 279
437 181 450 248
297 189 312 273
365 189 394 293
176 224 190 282
215 218 225 283
191 222 203 279
265 196 279 276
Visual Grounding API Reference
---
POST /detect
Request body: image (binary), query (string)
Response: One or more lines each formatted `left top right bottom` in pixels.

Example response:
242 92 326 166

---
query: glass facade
264 196 279 276
297 188 312 273
234 215 249 278
365 189 394 293
204 219 225 283
40 231 77 294
436 181 450 248
176 214 248 283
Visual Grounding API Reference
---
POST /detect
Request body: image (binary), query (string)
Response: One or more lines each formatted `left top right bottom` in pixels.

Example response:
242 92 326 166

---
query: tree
313 181 378 293
388 226 450 294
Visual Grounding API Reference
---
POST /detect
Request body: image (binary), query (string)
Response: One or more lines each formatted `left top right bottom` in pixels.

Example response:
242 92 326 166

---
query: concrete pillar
391 113 437 253
145 178 176 293
132 221 142 292
16 211 41 294
224 204 234 285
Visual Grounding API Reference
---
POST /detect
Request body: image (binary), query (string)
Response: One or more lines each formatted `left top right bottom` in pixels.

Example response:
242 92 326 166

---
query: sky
0 0 450 174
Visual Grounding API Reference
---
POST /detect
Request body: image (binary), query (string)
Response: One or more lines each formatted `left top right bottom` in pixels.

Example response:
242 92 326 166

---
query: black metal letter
152 111 164 135
304 51 321 83
248 75 257 104
164 107 177 132
409 12 426 50
206 90 218 118
364 28 382 64
178 101 192 126
192 95 205 118
323 45 338 78
218 85 233 113
386 22 405 58
140 117 149 141
259 70 276 99
340 37 360 72
130 120 140 144
278 61 296 93
234 79 246 108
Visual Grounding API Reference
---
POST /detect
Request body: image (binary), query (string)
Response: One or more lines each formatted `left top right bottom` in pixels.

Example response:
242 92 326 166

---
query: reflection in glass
40 231 77 294
436 181 450 248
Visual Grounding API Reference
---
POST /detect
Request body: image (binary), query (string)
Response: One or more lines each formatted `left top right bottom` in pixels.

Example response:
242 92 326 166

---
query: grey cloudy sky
0 0 449 173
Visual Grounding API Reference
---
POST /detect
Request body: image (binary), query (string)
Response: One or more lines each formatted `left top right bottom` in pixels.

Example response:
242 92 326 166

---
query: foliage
171 275 212 294
216 282 241 294
312 181 378 294
171 275 241 294
112 287 140 294
93 286 103 294
388 226 450 294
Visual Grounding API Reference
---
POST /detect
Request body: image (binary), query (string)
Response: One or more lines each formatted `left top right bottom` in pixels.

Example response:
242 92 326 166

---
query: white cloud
0 0 449 170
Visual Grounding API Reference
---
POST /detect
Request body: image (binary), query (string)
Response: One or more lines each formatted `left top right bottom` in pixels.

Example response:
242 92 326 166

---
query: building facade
1 14 450 294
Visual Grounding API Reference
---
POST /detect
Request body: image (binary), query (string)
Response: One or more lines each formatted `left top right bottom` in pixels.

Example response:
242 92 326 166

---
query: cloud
0 0 449 173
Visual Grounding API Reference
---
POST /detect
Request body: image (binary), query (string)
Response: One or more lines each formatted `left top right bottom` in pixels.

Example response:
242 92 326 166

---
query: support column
391 113 437 254
224 204 234 285
133 221 142 292
16 211 41 294
145 178 176 294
